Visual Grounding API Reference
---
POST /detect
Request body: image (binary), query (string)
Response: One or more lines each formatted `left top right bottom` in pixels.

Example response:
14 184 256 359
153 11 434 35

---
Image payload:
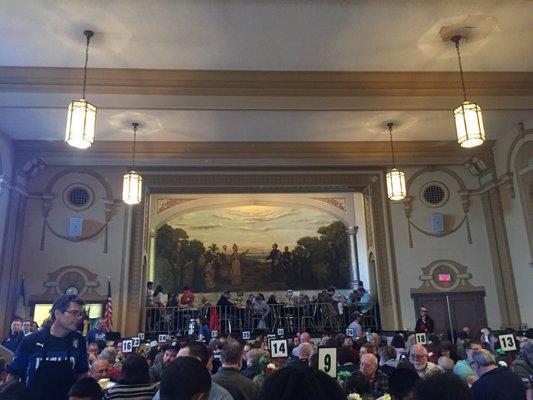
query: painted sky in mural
168 205 337 253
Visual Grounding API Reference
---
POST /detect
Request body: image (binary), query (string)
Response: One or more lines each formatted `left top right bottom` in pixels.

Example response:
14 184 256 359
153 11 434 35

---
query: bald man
292 331 311 357
88 357 109 381
297 343 313 365
409 344 442 379
359 353 389 398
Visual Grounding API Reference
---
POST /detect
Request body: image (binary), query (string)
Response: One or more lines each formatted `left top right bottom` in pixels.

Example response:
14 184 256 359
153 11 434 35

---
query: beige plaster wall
493 126 533 325
18 166 128 328
390 166 502 330
0 132 14 254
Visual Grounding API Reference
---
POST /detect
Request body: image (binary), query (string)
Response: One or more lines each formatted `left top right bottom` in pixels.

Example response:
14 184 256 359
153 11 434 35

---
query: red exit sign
438 273 452 282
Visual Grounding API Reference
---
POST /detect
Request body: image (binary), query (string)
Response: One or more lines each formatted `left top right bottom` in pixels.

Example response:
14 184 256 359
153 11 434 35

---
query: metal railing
144 302 378 337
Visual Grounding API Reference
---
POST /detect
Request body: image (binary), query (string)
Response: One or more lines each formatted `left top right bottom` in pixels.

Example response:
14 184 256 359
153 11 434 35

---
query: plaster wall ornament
309 197 347 212
32 266 106 302
38 167 118 253
403 167 473 248
411 260 484 294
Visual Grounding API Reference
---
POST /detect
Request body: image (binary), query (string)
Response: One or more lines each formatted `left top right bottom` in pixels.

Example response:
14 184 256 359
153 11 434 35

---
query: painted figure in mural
217 245 229 283
204 257 216 290
266 243 282 280
170 241 185 290
194 252 207 290
282 246 295 286
229 243 246 285
325 241 340 286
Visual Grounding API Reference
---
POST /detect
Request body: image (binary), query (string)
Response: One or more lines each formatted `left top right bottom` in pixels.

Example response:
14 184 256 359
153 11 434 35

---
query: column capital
345 226 359 235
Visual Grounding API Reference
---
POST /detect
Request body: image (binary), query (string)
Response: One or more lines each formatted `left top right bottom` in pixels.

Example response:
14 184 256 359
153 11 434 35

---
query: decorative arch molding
30 265 106 302
150 194 354 231
503 123 533 199
411 259 484 294
403 166 472 248
512 138 533 267
39 167 119 253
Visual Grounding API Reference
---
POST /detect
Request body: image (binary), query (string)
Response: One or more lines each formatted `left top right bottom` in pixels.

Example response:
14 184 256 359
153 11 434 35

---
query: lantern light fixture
385 122 407 201
65 30 97 149
451 35 486 149
122 122 143 205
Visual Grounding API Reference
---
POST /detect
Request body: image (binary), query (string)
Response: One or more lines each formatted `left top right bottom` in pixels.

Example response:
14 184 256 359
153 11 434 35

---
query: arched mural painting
154 204 350 292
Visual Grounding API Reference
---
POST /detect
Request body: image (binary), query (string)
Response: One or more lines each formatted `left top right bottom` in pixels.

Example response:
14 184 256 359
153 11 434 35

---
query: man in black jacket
472 349 526 400
1 318 24 353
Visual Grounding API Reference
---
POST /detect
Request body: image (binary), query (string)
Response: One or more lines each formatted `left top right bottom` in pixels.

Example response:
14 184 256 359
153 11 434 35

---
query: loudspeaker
69 217 83 237
431 213 444 233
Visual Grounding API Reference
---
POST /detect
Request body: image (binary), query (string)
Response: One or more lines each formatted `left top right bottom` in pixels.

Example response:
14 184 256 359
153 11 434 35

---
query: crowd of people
145 282 375 334
1 294 532 400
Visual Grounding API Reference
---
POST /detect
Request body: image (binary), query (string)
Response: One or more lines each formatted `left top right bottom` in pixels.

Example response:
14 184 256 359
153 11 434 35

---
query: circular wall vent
420 182 449 208
63 184 94 211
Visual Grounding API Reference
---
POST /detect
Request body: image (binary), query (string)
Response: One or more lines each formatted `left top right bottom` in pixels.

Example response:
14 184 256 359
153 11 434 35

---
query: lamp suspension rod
132 122 139 170
387 122 396 168
452 35 467 101
82 30 94 99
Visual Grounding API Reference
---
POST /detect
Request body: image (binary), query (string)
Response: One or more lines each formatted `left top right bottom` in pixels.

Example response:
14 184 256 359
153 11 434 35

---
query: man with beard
409 344 443 379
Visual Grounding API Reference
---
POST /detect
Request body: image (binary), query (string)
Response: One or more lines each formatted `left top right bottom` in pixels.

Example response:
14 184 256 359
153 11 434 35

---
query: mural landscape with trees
154 205 350 292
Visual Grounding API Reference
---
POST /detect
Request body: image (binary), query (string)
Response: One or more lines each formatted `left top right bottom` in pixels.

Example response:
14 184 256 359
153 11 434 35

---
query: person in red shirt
180 286 195 307
415 307 434 334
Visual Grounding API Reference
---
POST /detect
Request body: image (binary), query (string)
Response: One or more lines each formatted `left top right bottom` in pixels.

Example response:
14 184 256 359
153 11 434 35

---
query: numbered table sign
346 328 354 337
211 330 218 338
158 334 167 343
132 337 140 347
318 347 337 378
269 339 288 358
415 333 427 345
242 331 251 340
277 328 285 337
138 333 145 340
122 339 133 353
498 334 517 352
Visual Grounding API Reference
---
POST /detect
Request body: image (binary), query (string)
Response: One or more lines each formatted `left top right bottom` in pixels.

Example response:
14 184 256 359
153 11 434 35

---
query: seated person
160 357 212 400
338 347 358 373
69 377 102 400
261 365 345 400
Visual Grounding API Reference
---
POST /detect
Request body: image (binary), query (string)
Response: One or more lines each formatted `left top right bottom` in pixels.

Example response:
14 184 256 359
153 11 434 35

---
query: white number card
318 347 337 378
122 339 133 353
498 334 517 352
138 333 145 340
277 328 285 337
242 331 251 340
415 333 427 345
132 337 140 347
346 328 354 337
211 330 218 338
270 339 288 358
158 334 167 343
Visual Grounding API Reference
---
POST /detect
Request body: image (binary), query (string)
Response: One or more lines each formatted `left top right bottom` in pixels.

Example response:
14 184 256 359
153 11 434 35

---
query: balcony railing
144 302 378 337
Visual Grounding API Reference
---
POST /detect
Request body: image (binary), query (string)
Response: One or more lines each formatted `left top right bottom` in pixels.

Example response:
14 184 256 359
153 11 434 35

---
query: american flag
103 278 113 332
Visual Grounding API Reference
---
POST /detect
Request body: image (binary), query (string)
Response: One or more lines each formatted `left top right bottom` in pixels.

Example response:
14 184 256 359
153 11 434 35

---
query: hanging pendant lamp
122 123 143 205
451 35 485 149
65 30 97 149
385 122 406 201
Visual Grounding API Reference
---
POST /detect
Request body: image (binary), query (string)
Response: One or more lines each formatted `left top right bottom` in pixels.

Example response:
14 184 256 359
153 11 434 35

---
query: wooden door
411 291 487 338
412 293 450 335
447 292 488 336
